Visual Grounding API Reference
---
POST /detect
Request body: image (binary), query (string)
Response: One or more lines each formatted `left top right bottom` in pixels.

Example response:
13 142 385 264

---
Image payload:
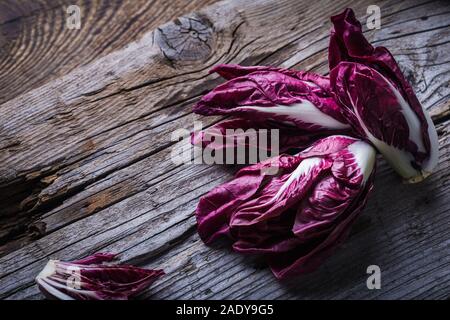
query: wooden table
0 0 448 299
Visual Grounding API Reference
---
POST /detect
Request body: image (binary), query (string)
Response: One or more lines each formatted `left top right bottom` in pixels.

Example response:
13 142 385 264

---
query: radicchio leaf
35 253 164 300
210 64 332 93
190 117 329 162
196 135 376 278
329 8 439 182
193 65 350 132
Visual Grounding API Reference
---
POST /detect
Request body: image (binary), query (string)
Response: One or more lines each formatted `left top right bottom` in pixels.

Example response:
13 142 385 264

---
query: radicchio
193 64 349 131
329 8 439 182
35 253 164 300
196 135 376 279
191 64 351 158
210 64 333 93
190 117 327 163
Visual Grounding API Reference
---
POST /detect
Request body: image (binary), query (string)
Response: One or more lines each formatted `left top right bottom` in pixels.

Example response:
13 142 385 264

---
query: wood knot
156 15 213 65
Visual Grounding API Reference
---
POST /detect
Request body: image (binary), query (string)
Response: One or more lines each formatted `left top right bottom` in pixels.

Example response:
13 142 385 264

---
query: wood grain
0 0 448 299
0 0 218 104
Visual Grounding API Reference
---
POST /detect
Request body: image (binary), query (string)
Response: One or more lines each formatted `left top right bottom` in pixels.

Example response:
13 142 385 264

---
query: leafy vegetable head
35 253 164 300
193 65 350 132
190 117 334 164
191 64 352 160
196 135 376 278
329 8 439 182
210 64 333 93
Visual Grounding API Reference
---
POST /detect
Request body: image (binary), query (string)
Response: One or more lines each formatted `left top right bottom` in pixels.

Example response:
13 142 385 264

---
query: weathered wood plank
0 0 449 299
0 0 218 104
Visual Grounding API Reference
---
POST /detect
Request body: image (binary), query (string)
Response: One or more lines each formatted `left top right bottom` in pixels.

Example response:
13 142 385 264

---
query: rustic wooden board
0 0 449 299
0 0 218 104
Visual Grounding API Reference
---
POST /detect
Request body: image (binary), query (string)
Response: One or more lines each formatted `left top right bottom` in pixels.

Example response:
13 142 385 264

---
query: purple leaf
35 253 164 300
210 64 332 93
190 117 337 162
193 65 350 132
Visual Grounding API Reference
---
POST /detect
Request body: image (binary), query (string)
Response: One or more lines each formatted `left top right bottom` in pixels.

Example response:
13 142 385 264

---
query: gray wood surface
0 0 219 104
0 0 449 299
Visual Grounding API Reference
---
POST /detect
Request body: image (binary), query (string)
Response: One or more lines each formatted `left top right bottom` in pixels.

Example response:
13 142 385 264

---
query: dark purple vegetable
193 64 350 132
190 117 327 160
35 253 164 300
210 64 333 93
191 64 352 160
196 135 376 279
329 8 439 182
